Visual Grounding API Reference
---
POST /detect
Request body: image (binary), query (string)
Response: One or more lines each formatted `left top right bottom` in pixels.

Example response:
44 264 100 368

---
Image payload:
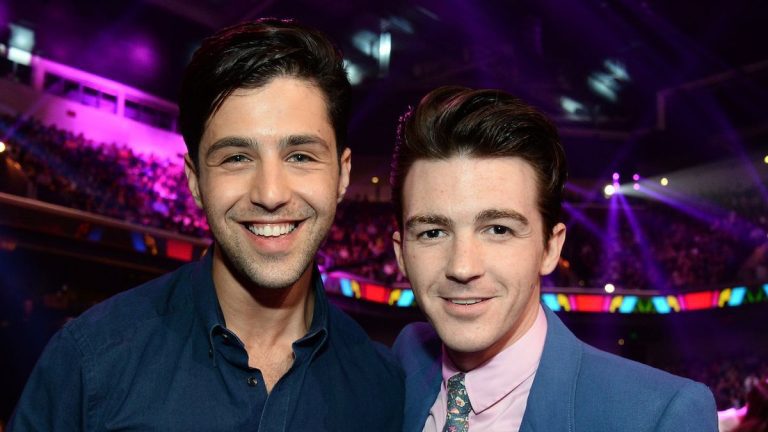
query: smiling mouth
446 298 487 306
245 222 298 237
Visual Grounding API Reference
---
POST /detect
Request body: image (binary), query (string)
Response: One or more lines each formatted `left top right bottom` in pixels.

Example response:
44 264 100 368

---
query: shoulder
64 261 196 354
579 344 707 397
9 262 200 431
574 344 716 430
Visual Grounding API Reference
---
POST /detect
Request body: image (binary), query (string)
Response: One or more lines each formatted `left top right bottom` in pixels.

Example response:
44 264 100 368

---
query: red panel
362 283 390 304
166 239 194 261
574 294 605 312
682 292 715 311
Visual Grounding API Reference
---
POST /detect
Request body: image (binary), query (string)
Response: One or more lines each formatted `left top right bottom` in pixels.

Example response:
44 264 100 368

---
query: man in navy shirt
10 19 404 431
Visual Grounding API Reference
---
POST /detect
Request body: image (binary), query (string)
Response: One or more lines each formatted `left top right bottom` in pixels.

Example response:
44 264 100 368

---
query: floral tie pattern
443 373 472 432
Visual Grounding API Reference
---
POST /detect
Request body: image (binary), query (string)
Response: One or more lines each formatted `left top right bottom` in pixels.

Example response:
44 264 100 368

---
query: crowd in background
1 113 767 290
0 114 207 236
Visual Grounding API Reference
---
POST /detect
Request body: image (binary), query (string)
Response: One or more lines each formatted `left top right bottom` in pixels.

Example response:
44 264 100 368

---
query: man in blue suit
389 86 717 431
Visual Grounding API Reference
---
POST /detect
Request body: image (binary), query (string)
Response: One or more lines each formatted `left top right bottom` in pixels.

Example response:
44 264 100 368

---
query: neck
211 248 315 348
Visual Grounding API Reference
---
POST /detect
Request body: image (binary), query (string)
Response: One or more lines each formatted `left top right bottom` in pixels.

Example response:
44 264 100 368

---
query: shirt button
247 376 258 387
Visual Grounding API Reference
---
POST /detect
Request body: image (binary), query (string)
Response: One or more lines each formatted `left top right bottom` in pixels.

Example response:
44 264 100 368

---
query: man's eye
419 229 445 239
223 154 249 164
489 225 511 235
288 153 315 163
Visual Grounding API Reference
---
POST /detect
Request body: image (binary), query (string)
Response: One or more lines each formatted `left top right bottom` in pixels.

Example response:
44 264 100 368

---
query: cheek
404 249 442 284
201 176 248 209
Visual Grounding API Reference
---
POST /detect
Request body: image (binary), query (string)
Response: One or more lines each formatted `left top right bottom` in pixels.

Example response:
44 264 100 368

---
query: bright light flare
604 184 616 197
371 176 380 184
343 60 364 85
660 178 669 186
0 141 6 153
604 283 616 293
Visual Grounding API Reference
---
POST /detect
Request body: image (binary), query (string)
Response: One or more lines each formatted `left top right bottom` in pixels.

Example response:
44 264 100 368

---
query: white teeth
247 223 297 237
450 299 483 305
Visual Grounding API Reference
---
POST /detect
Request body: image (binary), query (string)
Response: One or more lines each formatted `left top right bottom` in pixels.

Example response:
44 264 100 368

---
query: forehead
401 156 541 221
201 77 335 149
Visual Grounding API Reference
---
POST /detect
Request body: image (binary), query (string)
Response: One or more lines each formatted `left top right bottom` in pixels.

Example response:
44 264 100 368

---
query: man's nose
249 159 291 211
445 234 484 284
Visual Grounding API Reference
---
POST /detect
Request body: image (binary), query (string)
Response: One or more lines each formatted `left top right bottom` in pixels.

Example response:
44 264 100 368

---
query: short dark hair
179 18 351 166
390 86 567 243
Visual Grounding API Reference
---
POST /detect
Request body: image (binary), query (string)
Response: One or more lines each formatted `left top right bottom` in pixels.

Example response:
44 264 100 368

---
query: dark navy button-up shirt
9 251 404 431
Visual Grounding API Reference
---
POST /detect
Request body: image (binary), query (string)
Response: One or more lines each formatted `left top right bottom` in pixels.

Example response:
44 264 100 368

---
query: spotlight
764 155 768 164
660 178 669 186
618 338 625 346
604 184 616 197
604 283 615 293
343 60 365 86
371 176 380 184
633 183 640 191
0 141 6 153
612 172 620 181
632 173 640 181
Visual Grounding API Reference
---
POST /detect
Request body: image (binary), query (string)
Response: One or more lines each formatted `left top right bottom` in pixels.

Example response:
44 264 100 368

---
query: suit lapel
405 355 441 432
519 305 582 432
396 323 443 432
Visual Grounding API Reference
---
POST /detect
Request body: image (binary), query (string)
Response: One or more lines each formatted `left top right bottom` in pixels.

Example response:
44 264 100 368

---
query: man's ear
540 222 566 275
337 148 352 203
392 230 407 278
184 154 203 209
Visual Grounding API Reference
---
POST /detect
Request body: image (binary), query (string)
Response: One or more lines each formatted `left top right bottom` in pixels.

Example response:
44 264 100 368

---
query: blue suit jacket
393 306 717 432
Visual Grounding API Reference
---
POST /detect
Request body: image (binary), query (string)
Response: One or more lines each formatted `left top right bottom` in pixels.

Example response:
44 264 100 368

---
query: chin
438 331 493 356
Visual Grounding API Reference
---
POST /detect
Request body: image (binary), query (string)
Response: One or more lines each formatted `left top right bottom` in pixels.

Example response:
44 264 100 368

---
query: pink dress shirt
423 305 548 432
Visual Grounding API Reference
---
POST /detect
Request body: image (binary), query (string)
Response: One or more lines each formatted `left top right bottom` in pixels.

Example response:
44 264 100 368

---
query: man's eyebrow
280 134 330 149
475 209 529 226
405 214 452 231
205 136 257 158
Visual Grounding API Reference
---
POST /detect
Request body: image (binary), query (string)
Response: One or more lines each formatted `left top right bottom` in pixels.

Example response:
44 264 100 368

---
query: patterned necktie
443 372 472 432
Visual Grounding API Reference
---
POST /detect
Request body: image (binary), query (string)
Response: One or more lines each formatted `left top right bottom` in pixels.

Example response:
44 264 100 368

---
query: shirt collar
190 247 330 362
441 305 548 414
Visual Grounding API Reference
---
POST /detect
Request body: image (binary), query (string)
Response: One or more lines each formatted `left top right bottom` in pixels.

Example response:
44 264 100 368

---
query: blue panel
619 296 638 314
763 284 768 298
397 289 415 307
652 296 671 314
728 286 747 307
340 278 354 297
541 293 560 312
131 232 147 252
